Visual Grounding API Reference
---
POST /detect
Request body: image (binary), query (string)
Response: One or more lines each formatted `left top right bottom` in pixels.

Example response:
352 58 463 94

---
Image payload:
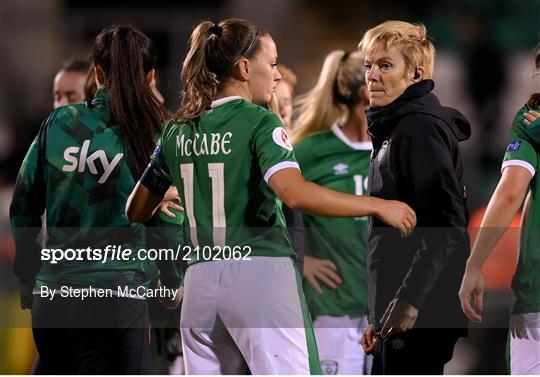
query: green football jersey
152 97 298 263
10 87 183 290
295 124 371 318
502 104 540 315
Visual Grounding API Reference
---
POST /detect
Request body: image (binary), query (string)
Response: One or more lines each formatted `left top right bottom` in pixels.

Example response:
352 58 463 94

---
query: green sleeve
524 110 540 147
250 112 299 183
502 106 538 176
150 134 171 176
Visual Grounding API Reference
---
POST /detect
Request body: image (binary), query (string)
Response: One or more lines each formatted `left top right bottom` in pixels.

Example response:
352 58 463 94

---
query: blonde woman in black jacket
358 21 471 374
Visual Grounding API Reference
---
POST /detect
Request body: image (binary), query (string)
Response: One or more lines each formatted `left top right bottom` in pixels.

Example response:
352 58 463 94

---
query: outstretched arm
459 166 531 322
268 168 416 237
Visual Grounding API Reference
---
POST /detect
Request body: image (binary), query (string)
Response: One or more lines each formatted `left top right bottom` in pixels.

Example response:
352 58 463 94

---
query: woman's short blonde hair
358 20 435 78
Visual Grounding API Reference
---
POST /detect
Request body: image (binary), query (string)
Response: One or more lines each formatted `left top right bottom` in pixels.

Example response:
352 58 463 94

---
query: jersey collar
331 123 373 150
211 96 243 108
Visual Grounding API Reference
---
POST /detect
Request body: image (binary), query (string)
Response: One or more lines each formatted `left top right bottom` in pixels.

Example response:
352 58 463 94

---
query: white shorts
180 257 320 375
313 315 372 375
509 312 540 374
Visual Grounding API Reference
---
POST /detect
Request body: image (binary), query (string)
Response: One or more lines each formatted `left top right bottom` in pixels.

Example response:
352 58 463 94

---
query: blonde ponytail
291 51 348 144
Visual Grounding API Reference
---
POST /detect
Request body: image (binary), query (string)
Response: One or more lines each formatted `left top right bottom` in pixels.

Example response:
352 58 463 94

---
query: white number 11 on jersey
180 163 226 247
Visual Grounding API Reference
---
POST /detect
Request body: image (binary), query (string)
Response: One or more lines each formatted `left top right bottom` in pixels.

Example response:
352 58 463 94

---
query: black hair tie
209 25 222 37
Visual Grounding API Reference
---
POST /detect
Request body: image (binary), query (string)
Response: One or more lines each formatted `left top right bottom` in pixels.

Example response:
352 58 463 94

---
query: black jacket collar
366 80 471 147
366 80 434 139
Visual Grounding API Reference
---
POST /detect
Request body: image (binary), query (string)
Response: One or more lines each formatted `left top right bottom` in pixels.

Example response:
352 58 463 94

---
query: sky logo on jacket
62 139 124 183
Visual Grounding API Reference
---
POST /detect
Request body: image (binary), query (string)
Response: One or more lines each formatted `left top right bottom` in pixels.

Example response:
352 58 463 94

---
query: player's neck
216 82 252 103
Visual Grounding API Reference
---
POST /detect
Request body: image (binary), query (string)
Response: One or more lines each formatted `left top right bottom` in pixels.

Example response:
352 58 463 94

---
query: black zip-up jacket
366 80 470 330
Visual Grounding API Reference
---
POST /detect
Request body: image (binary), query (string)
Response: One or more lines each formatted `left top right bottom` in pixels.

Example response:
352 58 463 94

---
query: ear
146 69 156 85
94 66 105 86
234 57 250 81
412 66 425 82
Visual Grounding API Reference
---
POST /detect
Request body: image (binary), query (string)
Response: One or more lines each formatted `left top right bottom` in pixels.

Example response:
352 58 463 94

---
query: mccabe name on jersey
176 131 232 156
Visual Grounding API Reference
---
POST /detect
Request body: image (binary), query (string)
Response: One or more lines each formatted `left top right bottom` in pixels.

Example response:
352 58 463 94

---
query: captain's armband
140 160 172 196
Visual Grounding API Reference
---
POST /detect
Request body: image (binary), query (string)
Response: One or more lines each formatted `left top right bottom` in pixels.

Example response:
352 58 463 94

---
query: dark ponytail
173 19 266 123
93 25 166 177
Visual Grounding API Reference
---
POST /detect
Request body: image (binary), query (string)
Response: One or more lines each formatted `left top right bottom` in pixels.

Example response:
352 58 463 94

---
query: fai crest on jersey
377 140 389 162
391 338 405 350
320 360 338 375
333 163 349 175
272 127 293 151
506 140 521 152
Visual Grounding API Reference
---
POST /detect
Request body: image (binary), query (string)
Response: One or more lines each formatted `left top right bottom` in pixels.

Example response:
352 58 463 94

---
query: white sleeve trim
501 160 535 177
264 161 300 183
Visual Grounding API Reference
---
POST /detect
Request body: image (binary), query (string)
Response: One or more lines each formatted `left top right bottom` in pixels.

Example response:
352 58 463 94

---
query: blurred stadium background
0 0 539 374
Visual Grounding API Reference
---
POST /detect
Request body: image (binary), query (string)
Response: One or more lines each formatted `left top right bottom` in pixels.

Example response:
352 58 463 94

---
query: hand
159 198 183 218
158 281 183 310
360 324 377 354
163 186 180 202
303 256 342 293
160 185 183 218
376 199 417 238
19 284 34 310
380 298 418 338
458 267 484 322
523 110 540 126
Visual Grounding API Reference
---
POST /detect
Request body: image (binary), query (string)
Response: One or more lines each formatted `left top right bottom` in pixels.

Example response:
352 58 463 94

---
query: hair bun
209 25 222 37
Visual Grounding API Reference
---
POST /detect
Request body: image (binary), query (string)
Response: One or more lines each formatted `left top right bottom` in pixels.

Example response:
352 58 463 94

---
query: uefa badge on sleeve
506 140 521 152
152 145 161 158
